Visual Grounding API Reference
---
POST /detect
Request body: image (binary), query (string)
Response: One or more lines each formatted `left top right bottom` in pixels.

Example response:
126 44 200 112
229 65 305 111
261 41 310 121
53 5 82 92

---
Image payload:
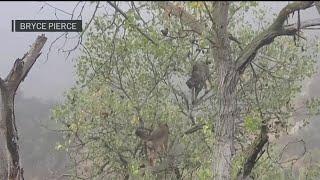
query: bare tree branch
236 1 314 74
62 1 100 55
278 139 306 165
44 2 72 16
237 123 268 180
107 1 158 46
184 123 205 135
284 18 320 30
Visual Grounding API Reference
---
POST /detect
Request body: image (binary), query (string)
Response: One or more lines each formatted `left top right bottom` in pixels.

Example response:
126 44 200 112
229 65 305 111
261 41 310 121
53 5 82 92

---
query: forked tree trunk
0 34 47 180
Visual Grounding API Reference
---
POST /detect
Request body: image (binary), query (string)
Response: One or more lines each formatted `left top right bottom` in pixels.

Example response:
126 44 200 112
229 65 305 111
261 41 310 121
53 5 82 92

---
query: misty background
0 1 319 179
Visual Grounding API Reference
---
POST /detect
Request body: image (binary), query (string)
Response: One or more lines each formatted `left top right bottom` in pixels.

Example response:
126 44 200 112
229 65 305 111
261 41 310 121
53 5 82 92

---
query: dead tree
0 34 47 180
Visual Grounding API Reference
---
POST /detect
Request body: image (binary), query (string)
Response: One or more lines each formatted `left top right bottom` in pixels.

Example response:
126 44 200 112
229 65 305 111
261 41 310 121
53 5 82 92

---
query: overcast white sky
0 1 318 102
0 1 95 102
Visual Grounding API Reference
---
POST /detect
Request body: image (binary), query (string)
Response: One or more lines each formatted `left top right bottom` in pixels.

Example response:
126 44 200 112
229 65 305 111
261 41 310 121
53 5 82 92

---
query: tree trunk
0 79 22 180
213 66 238 180
0 34 47 179
0 132 8 179
0 97 8 179
211 2 239 179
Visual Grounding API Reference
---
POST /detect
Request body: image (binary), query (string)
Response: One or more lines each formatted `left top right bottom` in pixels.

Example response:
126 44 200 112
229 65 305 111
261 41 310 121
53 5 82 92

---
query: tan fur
136 123 169 166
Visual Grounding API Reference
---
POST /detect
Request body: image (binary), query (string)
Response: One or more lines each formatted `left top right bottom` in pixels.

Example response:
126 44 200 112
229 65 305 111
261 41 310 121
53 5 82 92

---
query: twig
44 2 72 16
107 1 158 46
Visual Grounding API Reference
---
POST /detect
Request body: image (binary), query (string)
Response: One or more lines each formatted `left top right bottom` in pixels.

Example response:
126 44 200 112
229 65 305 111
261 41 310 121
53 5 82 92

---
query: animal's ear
186 78 193 88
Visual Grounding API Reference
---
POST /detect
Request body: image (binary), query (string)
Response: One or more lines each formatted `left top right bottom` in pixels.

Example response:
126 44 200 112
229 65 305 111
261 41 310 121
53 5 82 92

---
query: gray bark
211 2 239 179
0 132 8 179
0 34 47 180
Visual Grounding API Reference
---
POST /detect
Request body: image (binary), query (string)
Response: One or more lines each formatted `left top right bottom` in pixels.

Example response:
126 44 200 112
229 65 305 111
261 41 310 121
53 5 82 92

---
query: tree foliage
52 2 320 179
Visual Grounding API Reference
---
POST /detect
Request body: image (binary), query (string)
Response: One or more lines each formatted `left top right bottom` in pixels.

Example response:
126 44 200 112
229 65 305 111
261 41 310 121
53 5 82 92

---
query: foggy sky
0 1 318 102
0 1 92 102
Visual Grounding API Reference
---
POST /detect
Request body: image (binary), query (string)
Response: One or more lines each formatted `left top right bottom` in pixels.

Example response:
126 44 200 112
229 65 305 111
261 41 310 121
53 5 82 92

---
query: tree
0 35 47 179
52 2 320 179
